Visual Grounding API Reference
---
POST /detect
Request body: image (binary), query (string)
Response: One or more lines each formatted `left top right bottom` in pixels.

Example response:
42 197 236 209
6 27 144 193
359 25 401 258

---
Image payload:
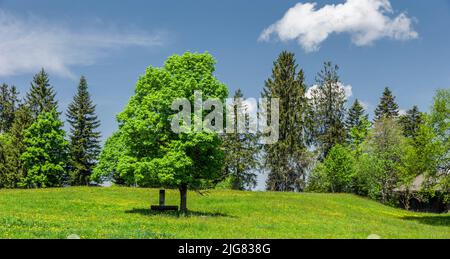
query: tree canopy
20 110 69 188
26 69 58 118
375 87 399 121
110 52 228 211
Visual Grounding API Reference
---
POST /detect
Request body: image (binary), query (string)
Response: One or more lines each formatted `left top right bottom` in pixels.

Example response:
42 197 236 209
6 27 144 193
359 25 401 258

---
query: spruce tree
399 106 424 140
221 89 260 190
310 62 347 160
0 83 19 133
263 51 311 192
345 99 371 148
374 87 399 120
0 134 18 188
26 69 58 118
66 76 101 186
11 105 34 154
8 105 34 186
346 99 367 130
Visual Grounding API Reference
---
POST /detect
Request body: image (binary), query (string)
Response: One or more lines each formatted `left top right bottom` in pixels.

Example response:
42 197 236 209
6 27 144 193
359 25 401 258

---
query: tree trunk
179 184 188 213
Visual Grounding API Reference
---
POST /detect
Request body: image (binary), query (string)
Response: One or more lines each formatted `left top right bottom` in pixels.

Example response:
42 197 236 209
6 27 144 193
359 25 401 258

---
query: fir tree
346 99 370 145
0 83 20 133
399 106 424 140
346 99 367 130
8 105 34 186
221 89 260 190
263 51 311 192
310 62 347 160
26 69 58 118
66 76 101 186
374 87 399 120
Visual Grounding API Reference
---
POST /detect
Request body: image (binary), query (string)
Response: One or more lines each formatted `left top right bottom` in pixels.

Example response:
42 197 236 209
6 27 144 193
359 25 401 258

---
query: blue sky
0 0 450 143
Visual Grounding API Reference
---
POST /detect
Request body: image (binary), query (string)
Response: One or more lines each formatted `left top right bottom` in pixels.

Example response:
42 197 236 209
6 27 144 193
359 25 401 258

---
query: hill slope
0 187 448 239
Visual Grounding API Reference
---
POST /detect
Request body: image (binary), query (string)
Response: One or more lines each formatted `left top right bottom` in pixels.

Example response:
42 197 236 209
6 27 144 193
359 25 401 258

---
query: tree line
222 51 449 209
91 51 448 211
0 69 101 188
1 52 448 212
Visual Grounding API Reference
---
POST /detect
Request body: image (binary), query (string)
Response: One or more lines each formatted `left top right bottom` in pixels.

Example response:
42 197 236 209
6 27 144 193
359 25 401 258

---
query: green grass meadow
0 187 449 239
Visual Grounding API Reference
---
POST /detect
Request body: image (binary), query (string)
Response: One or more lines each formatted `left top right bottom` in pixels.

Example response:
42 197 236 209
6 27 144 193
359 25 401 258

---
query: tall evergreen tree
346 99 368 130
67 76 101 186
6 105 34 187
26 69 58 118
0 83 20 133
399 106 424 140
263 51 311 192
0 133 17 188
374 87 399 120
310 62 347 160
346 99 370 146
11 105 34 154
221 89 260 190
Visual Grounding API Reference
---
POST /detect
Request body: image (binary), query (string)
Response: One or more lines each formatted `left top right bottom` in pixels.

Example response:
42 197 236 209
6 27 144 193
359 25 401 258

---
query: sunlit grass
0 187 448 239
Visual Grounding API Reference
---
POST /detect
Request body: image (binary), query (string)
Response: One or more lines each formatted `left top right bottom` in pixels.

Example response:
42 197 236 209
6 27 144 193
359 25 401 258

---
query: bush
307 144 355 193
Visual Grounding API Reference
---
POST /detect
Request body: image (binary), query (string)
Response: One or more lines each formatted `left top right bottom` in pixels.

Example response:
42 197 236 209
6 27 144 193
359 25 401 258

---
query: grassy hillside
0 187 448 239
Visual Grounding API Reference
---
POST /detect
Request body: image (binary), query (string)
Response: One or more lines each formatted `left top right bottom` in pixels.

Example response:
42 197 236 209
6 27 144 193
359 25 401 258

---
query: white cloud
0 9 165 78
306 82 353 99
259 0 418 52
399 109 407 116
342 83 353 99
243 98 258 116
360 101 371 110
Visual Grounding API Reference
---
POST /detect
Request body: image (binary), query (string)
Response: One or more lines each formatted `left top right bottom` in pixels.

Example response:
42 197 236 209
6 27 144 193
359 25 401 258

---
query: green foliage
307 144 355 193
26 69 58 119
429 88 449 172
214 176 235 190
0 83 20 133
404 119 441 178
0 85 23 188
115 52 228 206
306 163 330 193
399 119 442 208
399 106 424 140
221 89 261 190
348 115 372 153
355 118 407 203
346 99 371 151
263 51 311 191
346 99 367 130
67 76 101 185
374 87 399 121
0 134 21 188
20 110 69 188
92 131 128 185
310 62 347 160
3 105 35 187
424 89 450 197
308 89 448 210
